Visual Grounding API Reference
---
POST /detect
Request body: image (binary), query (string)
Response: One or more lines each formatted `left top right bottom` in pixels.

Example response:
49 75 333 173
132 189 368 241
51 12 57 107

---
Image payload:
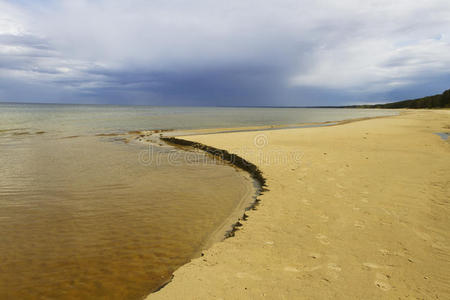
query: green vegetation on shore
348 89 450 109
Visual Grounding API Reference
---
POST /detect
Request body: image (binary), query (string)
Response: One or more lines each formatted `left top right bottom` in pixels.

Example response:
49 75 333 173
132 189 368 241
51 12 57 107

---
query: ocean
0 103 397 299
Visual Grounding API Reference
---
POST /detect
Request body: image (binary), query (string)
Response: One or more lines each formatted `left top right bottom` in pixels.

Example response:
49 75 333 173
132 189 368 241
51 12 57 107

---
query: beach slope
147 110 450 299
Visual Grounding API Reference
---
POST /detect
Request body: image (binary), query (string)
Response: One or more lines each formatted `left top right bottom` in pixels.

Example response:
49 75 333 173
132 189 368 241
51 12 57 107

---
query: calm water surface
0 104 397 299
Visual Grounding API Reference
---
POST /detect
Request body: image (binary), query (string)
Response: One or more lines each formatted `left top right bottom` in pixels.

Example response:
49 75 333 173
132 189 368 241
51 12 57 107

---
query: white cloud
289 0 450 92
0 1 27 35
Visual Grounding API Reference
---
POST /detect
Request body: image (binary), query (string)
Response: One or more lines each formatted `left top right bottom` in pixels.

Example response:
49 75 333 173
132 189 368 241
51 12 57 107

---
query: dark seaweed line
148 137 268 295
160 136 268 238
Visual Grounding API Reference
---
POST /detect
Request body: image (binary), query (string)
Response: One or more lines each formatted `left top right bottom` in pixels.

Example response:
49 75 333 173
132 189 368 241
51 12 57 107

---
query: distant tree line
346 89 450 109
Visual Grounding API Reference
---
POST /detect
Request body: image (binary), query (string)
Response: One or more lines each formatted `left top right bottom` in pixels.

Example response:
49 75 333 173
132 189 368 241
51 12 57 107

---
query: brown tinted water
0 132 255 299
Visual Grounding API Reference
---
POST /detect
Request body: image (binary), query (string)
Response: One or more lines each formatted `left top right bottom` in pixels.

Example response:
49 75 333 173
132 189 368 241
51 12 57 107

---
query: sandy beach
147 110 450 299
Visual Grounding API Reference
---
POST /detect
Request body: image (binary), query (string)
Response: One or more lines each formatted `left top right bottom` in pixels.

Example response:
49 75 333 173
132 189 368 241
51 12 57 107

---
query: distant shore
147 110 450 299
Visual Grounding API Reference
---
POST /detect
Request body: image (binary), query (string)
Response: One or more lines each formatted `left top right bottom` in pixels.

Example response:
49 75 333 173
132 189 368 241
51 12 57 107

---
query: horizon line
0 100 379 109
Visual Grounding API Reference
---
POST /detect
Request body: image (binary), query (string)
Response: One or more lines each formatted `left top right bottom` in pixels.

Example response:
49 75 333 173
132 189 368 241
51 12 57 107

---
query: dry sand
147 110 450 299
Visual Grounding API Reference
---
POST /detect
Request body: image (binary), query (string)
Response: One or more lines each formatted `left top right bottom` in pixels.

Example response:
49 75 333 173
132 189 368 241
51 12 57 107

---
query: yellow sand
147 110 450 299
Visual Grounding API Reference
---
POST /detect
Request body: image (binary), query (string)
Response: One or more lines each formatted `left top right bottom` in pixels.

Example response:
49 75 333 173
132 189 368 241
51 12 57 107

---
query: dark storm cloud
0 0 449 105
76 65 285 106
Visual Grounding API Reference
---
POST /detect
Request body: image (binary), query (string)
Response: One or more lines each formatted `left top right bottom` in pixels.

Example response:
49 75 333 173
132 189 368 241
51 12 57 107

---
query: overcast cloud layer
1 0 449 106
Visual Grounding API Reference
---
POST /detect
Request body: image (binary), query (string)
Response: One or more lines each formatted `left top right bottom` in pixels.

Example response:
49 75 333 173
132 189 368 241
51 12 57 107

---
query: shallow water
0 133 255 299
434 132 449 140
0 103 397 299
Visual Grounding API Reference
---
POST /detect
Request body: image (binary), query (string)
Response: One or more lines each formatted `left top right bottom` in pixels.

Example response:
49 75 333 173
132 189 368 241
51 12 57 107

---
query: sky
0 0 449 106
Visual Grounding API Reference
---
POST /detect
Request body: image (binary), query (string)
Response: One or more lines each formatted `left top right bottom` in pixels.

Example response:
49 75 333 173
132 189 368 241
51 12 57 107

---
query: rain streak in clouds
0 0 449 105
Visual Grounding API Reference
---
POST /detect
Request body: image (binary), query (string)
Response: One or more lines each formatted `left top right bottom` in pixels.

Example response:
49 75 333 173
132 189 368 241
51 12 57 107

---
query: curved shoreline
144 111 403 295
147 137 269 292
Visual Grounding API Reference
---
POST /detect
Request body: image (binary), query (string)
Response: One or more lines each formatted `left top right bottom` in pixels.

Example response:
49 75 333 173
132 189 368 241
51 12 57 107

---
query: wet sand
147 110 450 299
